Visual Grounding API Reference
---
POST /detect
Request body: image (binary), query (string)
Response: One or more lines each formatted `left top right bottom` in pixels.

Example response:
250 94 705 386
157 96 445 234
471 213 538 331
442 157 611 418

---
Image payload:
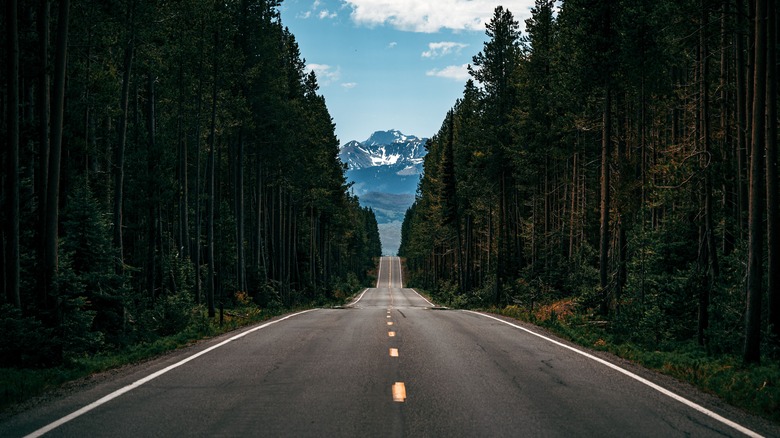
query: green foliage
0 305 58 368
138 292 197 340
161 252 196 298
0 367 86 412
0 0 381 410
709 243 752 355
0 300 300 414
59 295 105 360
493 305 780 422
399 0 778 422
254 281 283 310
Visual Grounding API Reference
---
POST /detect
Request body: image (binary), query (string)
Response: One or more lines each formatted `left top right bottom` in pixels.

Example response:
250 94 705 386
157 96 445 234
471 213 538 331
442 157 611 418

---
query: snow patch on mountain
339 130 428 255
339 130 427 171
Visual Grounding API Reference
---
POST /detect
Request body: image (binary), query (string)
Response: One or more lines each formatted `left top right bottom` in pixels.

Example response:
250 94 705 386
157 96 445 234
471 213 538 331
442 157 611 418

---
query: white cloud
300 1 337 20
307 64 341 85
342 0 534 33
319 9 338 19
422 41 469 58
341 82 358 89
426 64 470 81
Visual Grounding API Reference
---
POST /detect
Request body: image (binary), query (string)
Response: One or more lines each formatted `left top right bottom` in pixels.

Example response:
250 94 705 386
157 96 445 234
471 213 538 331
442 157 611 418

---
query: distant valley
339 130 427 255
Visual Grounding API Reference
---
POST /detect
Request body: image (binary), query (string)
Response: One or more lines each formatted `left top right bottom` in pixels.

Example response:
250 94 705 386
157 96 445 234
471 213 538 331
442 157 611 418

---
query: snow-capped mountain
339 130 427 171
339 130 428 256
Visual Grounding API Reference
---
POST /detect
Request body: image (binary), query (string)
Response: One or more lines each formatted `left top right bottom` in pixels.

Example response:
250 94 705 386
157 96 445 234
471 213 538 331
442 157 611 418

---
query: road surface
2 256 777 437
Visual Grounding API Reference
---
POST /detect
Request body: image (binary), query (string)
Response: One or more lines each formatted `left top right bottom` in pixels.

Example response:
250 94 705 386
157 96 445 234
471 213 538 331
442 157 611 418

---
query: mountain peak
365 130 419 146
339 130 427 171
340 130 429 256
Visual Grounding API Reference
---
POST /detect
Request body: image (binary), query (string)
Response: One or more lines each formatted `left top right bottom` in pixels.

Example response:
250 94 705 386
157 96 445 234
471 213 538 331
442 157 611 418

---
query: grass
7 287 776 425
1 309 258 413
361 283 780 424
488 301 780 424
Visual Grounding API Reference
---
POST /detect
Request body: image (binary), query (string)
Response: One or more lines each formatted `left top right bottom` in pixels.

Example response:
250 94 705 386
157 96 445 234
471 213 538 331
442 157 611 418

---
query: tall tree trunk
569 151 577 260
615 99 627 311
6 0 21 307
236 130 246 293
599 86 612 306
464 213 473 292
35 0 50 308
287 193 294 297
721 0 736 255
744 0 767 365
193 22 206 306
444 112 463 292
747 0 757 153
544 154 550 275
765 0 779 349
206 128 216 317
44 0 70 313
177 64 189 262
699 0 719 347
256 163 267 283
495 171 506 305
145 72 158 299
736 0 749 234
207 38 218 318
309 207 315 290
83 28 92 177
113 2 135 272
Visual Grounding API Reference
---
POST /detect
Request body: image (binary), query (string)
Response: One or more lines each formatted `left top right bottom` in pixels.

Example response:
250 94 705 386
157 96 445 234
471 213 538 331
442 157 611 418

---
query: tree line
0 0 381 365
399 1 778 364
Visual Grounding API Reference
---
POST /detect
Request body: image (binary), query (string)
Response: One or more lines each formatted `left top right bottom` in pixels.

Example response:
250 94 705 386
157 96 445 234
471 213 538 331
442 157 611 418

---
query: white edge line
463 310 763 438
395 257 402 288
376 258 383 288
350 288 369 306
395 258 436 308
24 309 318 438
410 289 435 307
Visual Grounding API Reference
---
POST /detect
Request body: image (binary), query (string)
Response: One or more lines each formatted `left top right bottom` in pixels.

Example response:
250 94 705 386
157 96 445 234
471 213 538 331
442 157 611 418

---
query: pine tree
470 6 523 305
744 0 767 365
5 0 21 308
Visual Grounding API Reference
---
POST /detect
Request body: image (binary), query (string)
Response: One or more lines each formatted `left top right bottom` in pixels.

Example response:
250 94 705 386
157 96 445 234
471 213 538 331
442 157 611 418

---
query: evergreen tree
0 0 380 364
400 0 779 364
469 6 524 305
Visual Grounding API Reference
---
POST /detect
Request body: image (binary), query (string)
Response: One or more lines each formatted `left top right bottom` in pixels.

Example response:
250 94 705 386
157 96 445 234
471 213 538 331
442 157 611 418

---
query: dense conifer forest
0 0 381 367
400 1 779 365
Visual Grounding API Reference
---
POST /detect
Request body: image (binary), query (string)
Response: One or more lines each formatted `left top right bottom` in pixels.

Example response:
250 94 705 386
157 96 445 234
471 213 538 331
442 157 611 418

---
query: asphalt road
2 256 778 437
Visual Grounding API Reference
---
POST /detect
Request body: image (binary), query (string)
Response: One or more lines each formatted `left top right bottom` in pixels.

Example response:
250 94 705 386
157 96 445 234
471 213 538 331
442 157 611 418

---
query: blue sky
279 0 536 144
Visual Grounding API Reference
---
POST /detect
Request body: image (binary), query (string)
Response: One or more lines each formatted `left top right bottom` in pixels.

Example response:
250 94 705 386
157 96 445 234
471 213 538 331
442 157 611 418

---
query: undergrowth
0 290 355 414
489 301 780 424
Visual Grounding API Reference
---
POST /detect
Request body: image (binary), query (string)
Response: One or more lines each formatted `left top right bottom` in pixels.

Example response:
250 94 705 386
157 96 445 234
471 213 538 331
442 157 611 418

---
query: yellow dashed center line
392 382 406 402
384 268 405 403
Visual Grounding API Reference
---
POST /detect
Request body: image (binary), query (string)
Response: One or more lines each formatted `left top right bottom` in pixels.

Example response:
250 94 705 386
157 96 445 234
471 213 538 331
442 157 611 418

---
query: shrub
139 292 196 339
0 305 58 368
